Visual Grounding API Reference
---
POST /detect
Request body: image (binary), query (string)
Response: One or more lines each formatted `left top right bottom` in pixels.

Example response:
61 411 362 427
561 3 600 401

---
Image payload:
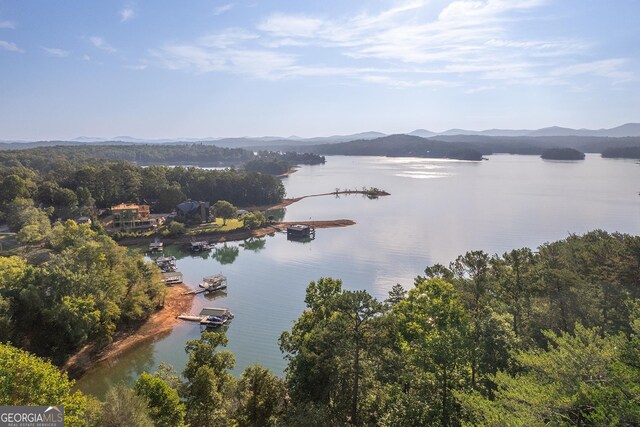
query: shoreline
117 190 385 247
63 283 194 380
117 219 356 247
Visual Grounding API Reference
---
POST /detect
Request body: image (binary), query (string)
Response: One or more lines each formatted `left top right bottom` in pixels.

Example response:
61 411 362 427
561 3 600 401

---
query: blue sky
0 0 638 140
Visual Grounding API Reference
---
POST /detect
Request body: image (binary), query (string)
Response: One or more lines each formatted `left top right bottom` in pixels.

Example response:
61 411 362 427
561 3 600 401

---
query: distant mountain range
1 123 639 149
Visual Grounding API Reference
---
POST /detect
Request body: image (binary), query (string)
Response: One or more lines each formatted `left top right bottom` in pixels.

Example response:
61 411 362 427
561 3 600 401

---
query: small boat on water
149 237 163 252
178 307 234 329
191 238 211 252
199 274 227 293
160 271 183 285
155 256 177 272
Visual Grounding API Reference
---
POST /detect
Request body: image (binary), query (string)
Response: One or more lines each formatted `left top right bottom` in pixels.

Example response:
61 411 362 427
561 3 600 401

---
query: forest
2 230 639 426
0 152 286 230
0 144 325 168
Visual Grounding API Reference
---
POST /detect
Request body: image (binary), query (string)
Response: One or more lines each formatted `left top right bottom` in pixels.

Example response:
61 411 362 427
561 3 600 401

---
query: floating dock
183 274 227 295
155 256 177 272
149 238 163 252
287 224 316 241
160 271 183 285
178 307 234 328
190 238 211 252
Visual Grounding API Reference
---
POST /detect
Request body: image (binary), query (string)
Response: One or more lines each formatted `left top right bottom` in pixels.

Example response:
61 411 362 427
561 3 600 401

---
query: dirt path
64 283 194 379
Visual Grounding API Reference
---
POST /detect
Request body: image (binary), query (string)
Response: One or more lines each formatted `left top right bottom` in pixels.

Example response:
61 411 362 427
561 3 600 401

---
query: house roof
176 200 210 214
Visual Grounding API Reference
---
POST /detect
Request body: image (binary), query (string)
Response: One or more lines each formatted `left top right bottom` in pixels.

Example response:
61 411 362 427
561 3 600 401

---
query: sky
0 0 639 140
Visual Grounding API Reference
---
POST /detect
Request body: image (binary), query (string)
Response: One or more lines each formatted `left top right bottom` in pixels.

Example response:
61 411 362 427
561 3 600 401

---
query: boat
160 271 183 285
199 307 234 328
155 256 177 272
190 238 211 252
177 314 203 322
199 274 227 292
149 237 163 252
177 307 234 328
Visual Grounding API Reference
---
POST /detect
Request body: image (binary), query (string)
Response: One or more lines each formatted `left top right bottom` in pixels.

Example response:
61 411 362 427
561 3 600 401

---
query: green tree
183 332 236 427
166 221 186 236
459 323 640 426
0 343 98 427
394 277 470 426
242 211 266 230
0 174 36 205
100 384 153 427
280 278 390 425
135 372 186 427
234 364 286 427
490 248 537 337
155 182 186 213
212 200 237 225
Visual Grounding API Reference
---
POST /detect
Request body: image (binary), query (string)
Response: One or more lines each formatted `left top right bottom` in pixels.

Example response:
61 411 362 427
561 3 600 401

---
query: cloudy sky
0 0 638 139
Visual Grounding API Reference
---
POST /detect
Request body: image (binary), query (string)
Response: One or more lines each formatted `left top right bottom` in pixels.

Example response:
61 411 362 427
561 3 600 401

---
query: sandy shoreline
64 283 194 379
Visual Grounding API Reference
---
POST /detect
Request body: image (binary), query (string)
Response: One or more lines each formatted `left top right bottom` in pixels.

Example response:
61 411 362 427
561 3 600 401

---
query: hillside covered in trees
0 147 287 231
277 134 640 159
2 230 639 426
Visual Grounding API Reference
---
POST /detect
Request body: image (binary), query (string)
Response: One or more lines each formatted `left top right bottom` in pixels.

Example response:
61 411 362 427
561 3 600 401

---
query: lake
76 154 640 398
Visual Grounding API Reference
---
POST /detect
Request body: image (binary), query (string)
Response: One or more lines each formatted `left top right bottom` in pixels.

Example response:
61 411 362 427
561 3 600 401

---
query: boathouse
287 224 316 239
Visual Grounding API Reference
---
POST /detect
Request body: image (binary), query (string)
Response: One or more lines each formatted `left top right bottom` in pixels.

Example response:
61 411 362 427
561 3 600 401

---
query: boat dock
149 238 163 252
177 307 234 328
287 224 316 241
184 274 227 295
155 256 177 272
160 271 183 285
190 238 211 252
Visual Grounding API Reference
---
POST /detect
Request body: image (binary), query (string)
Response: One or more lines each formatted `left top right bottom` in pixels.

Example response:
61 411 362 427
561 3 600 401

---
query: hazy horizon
1 0 639 140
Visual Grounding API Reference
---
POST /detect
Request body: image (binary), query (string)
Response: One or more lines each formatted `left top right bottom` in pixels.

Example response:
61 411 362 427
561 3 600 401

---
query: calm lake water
76 154 640 398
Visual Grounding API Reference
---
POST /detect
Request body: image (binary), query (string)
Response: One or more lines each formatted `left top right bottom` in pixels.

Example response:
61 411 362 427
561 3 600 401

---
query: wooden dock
160 271 183 285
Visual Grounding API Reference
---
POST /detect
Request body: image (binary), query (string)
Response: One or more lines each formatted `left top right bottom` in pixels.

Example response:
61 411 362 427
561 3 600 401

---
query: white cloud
83 54 91 61
213 4 234 16
42 47 70 57
0 20 16 29
120 7 135 22
148 0 631 89
151 42 296 78
0 40 23 52
551 59 631 80
258 13 324 38
89 36 116 53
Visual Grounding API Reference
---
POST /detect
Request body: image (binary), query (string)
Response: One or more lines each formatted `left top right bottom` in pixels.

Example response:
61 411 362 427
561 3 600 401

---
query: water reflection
266 208 286 222
240 237 267 252
212 243 240 265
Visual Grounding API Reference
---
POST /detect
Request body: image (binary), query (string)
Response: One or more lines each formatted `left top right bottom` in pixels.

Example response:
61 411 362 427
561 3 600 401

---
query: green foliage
100 384 153 427
212 200 237 225
280 278 391 425
0 220 164 362
5 198 52 241
0 343 98 427
166 221 186 236
242 211 267 229
394 278 470 426
459 323 640 425
183 332 236 427
234 364 286 427
135 372 186 427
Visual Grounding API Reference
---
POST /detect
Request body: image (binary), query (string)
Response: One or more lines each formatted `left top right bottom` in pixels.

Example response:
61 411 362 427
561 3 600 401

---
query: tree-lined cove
1 153 640 425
